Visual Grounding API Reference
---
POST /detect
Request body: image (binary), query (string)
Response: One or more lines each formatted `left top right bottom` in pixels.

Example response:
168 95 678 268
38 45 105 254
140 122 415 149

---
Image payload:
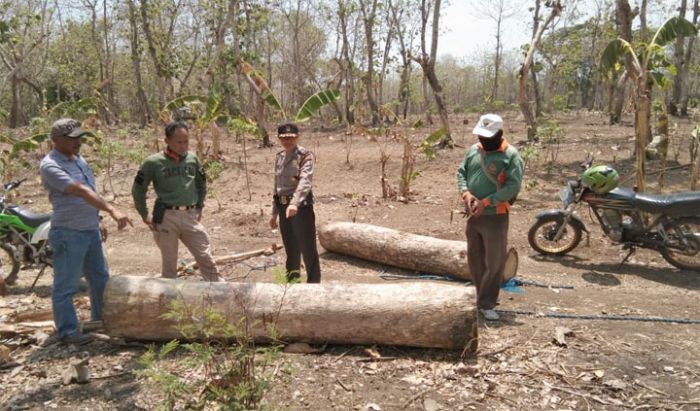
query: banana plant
600 16 697 192
240 60 340 123
0 133 49 183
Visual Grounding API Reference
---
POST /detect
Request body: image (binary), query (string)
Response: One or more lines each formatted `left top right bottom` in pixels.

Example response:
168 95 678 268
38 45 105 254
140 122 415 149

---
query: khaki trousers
465 213 509 310
153 209 220 281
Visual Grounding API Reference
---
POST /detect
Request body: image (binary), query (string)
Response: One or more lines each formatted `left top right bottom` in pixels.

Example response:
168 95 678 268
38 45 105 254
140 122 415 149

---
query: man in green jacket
132 121 222 282
457 114 523 321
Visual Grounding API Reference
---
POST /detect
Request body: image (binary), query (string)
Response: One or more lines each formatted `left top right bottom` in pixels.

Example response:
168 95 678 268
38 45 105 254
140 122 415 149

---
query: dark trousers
278 203 321 283
465 213 509 310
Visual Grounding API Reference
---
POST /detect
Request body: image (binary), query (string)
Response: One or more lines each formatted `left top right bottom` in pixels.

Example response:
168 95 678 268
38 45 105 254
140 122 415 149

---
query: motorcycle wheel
528 215 582 256
0 243 20 285
660 217 700 271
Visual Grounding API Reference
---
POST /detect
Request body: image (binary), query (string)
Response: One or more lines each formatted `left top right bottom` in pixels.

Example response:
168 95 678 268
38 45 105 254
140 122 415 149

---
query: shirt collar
51 149 79 162
164 146 187 163
477 138 509 153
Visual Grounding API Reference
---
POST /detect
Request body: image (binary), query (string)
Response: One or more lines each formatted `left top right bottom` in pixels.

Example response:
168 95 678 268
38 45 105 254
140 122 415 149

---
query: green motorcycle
0 178 52 285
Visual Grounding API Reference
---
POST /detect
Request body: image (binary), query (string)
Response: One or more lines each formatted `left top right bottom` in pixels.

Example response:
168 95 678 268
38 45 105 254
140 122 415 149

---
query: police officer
269 123 321 283
132 121 223 282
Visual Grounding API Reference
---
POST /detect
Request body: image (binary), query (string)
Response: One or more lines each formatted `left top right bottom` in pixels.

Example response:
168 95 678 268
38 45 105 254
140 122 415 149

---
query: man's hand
143 216 154 230
194 208 203 222
109 209 133 230
269 215 278 229
100 221 108 242
461 191 477 209
470 200 485 218
286 205 298 219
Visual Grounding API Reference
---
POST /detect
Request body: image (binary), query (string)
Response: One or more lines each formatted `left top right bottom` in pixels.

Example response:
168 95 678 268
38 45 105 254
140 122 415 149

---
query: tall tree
518 0 562 141
139 0 183 109
412 0 452 147
358 0 380 125
0 0 51 127
126 0 153 126
470 0 519 107
670 0 699 116
389 0 416 120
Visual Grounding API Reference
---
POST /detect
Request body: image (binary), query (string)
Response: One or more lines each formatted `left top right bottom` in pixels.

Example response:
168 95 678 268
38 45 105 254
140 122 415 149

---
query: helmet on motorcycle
581 165 619 194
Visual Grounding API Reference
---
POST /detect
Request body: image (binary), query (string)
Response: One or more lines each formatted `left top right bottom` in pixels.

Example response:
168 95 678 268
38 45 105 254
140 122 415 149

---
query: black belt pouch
152 199 166 224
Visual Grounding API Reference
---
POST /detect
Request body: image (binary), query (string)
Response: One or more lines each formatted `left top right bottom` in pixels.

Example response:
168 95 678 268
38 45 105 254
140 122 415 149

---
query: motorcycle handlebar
3 177 27 192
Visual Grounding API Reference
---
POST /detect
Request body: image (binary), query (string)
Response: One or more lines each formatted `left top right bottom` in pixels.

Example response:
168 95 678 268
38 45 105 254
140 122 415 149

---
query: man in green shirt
456 114 523 321
132 121 222 282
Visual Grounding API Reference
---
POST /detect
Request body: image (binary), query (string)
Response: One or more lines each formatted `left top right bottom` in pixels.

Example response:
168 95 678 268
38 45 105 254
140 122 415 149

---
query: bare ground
1 111 699 411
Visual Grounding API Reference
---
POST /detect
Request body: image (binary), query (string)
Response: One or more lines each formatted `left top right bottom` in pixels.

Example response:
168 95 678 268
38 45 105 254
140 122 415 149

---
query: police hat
277 122 299 138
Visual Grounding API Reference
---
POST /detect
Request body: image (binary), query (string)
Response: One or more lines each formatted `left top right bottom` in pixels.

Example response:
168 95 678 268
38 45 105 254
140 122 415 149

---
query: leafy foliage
295 89 341 122
136 295 283 410
418 127 448 160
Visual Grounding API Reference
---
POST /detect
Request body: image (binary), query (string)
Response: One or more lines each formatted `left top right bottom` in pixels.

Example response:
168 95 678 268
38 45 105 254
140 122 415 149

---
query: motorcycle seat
7 206 51 228
633 191 700 216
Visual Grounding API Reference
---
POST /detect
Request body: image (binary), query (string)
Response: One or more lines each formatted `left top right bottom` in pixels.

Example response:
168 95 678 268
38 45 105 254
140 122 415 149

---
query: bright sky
438 1 531 61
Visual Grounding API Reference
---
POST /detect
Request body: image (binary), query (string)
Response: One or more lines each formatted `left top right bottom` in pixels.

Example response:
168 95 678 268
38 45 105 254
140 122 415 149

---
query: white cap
472 114 503 138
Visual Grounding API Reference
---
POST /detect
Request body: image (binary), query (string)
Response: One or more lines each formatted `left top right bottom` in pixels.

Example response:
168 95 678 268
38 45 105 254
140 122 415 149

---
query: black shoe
60 333 94 346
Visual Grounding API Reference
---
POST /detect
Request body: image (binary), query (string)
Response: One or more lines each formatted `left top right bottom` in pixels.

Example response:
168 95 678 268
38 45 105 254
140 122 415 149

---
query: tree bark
103 276 478 350
518 0 561 141
317 222 518 281
413 0 451 146
676 0 698 116
127 0 152 127
609 0 635 125
359 0 380 125
337 0 356 124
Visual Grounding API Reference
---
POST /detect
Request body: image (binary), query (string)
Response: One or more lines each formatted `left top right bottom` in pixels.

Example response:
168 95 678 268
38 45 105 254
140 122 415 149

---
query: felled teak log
318 222 518 281
103 276 477 350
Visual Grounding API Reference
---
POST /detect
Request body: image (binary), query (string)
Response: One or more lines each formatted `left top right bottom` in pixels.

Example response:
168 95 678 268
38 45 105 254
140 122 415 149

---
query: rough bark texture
317 222 518 281
103 276 478 350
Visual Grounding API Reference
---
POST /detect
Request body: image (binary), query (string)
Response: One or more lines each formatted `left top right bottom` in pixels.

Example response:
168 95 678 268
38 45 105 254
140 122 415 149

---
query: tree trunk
317 222 518 281
127 0 152 127
9 72 24 128
359 0 380 125
635 77 650 192
103 276 478 350
669 0 688 117
518 0 560 141
609 0 635 125
678 0 698 116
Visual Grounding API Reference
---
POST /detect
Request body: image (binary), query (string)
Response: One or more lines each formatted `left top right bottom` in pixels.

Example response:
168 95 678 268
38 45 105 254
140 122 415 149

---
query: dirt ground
1 111 699 411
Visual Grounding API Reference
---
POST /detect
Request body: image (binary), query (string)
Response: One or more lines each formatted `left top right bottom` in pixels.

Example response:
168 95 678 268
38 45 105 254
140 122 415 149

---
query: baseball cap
277 122 299 138
50 118 86 139
472 114 503 138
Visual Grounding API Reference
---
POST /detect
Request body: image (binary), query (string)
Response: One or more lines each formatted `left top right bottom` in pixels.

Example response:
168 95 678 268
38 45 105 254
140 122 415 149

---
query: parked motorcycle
528 159 700 271
0 178 52 285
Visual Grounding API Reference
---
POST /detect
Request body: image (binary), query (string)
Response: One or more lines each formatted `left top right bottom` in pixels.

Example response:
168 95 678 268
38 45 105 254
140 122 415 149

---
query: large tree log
103 276 477 350
318 222 518 281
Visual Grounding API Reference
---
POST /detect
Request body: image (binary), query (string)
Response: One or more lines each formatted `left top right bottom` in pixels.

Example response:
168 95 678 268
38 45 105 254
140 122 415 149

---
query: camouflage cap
277 122 299 138
50 118 86 139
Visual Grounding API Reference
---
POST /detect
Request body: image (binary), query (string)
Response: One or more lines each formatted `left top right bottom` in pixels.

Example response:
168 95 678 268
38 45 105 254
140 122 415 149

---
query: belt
276 195 292 205
164 205 197 210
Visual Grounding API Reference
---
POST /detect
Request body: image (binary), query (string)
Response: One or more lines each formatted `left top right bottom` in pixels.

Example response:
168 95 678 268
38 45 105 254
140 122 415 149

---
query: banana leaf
651 16 698 47
240 61 284 116
294 89 341 123
161 95 208 113
600 38 639 76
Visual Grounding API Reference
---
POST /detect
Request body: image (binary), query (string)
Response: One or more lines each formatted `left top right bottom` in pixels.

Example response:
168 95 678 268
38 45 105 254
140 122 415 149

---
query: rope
511 278 575 289
378 271 469 284
378 272 575 290
495 308 700 325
